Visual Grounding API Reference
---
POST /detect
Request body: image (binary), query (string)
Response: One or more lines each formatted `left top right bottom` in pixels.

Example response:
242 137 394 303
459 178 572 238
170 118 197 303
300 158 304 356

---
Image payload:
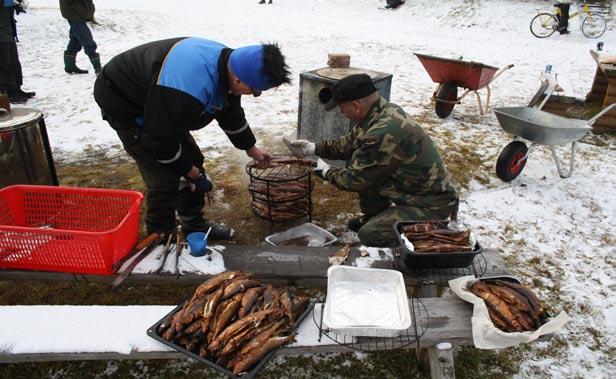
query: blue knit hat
229 45 272 93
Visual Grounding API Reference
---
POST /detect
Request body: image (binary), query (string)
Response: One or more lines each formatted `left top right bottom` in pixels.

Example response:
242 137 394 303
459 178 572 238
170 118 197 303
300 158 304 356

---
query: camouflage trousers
356 192 459 247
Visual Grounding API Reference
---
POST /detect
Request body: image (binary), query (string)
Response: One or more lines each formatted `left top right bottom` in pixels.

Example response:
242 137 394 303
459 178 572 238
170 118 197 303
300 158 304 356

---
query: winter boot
7 89 28 104
64 52 88 74
11 88 35 98
88 53 102 75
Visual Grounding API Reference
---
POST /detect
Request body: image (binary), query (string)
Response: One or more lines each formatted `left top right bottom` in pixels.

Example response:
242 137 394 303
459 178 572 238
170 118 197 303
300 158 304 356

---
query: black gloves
188 167 213 195
14 0 26 15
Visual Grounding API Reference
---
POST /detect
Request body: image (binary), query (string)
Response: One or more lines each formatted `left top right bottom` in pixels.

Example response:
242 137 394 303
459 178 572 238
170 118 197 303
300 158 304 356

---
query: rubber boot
64 52 88 74
88 53 102 75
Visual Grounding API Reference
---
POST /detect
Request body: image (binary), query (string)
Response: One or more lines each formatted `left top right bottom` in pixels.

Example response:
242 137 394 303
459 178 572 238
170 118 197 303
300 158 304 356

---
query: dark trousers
66 20 97 56
0 41 22 91
104 116 208 234
555 3 570 31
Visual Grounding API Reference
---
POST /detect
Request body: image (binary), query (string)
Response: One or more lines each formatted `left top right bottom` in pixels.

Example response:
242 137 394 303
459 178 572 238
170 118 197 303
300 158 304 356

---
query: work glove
14 0 26 14
283 136 315 158
313 158 333 180
187 167 213 195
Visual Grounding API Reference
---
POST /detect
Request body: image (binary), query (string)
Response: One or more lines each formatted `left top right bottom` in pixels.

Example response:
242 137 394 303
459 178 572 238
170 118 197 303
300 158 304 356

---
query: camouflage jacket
315 97 458 210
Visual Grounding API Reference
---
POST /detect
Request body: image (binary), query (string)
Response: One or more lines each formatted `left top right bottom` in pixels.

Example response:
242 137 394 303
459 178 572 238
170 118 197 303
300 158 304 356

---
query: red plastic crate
0 185 143 275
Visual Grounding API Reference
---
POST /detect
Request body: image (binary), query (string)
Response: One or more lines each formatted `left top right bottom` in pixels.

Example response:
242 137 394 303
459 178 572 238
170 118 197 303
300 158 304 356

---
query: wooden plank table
0 296 473 364
0 246 511 378
0 246 509 287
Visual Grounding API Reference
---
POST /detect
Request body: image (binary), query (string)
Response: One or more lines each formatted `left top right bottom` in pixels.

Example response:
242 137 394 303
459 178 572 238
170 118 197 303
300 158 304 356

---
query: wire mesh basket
246 156 315 224
312 296 428 352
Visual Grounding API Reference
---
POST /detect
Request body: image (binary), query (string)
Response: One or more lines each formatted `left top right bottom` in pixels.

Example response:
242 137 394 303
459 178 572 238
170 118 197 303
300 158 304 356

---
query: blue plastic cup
187 232 207 257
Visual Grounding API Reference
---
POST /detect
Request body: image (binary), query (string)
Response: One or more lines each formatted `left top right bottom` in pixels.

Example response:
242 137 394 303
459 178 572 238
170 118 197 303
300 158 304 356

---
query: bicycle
530 2 607 39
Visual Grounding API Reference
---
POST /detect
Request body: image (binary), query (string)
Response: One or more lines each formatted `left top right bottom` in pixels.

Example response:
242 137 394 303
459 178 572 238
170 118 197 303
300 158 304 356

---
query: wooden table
0 246 511 379
0 246 509 288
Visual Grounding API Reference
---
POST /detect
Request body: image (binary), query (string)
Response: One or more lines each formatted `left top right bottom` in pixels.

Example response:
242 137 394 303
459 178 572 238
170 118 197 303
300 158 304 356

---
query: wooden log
0 247 509 288
327 53 351 68
602 95 616 106
593 125 616 133
428 342 456 379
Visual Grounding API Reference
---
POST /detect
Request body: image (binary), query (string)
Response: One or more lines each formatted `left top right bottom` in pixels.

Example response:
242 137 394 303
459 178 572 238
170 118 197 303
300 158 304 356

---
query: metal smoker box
297 67 392 145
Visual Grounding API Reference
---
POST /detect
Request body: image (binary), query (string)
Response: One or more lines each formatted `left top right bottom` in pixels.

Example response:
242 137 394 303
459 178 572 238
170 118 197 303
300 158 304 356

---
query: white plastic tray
265 222 337 247
323 266 412 337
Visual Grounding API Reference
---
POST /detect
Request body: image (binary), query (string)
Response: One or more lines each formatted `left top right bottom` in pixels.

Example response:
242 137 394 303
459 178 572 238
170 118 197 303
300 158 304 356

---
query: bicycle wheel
582 14 606 39
530 13 558 38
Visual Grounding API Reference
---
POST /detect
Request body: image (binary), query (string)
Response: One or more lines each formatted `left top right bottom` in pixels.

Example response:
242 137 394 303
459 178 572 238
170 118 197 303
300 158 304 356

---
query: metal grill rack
395 252 488 283
246 157 314 226
312 297 428 352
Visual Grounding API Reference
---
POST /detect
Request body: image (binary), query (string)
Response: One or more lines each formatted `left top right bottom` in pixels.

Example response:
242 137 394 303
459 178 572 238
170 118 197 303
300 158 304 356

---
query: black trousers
104 116 209 234
0 41 22 91
555 3 570 31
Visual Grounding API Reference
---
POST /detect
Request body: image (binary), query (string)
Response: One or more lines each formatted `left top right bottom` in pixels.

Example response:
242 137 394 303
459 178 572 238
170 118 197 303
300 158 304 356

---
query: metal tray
394 221 482 269
323 266 411 337
147 300 315 378
265 222 337 247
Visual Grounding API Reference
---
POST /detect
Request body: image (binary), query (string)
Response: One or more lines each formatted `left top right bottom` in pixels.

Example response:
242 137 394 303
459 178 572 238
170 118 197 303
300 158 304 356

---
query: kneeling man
286 74 458 247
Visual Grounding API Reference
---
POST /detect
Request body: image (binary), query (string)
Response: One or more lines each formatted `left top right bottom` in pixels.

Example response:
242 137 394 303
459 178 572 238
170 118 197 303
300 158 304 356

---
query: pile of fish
401 222 472 253
247 157 315 222
469 279 549 332
156 271 310 375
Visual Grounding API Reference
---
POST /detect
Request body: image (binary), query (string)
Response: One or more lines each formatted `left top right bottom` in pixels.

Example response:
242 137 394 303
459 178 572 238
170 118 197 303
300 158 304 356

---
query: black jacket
59 0 95 22
93 37 256 176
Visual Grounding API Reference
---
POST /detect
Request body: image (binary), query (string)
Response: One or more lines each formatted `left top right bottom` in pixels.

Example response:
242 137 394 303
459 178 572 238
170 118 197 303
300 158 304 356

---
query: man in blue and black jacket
93 37 291 239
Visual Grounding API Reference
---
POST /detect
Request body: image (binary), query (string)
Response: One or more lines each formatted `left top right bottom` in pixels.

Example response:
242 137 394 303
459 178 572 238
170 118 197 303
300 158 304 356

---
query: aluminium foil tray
323 266 411 337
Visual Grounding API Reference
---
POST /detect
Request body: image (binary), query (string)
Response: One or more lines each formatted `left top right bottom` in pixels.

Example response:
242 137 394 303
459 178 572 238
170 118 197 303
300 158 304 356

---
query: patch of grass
262 351 427 379
454 346 522 378
0 281 197 305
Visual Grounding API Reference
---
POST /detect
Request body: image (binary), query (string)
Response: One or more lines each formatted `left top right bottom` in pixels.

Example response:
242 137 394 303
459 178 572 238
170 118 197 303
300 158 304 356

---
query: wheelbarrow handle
489 64 515 84
587 103 616 126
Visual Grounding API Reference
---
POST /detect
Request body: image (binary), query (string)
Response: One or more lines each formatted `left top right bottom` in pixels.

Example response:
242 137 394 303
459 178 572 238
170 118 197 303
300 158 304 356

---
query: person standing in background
59 0 101 74
0 0 35 104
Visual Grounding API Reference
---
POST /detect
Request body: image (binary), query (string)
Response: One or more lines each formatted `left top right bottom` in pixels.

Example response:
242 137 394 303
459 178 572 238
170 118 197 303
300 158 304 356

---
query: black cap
332 74 377 104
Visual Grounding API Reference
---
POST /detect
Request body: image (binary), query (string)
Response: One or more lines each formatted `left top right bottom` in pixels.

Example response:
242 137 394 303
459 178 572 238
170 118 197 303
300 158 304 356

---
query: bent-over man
94 37 291 239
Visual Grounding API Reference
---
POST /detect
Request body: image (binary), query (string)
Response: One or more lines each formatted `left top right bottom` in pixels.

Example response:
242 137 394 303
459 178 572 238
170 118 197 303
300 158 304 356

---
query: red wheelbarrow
415 53 514 118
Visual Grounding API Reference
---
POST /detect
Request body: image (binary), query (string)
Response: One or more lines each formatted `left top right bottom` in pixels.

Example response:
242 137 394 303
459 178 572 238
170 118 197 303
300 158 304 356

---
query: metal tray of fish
265 222 337 247
394 221 482 269
147 300 315 378
323 266 411 337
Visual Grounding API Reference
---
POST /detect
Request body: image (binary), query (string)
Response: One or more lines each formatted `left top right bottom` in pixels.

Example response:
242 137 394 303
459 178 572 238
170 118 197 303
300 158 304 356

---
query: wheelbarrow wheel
496 141 528 182
435 81 457 118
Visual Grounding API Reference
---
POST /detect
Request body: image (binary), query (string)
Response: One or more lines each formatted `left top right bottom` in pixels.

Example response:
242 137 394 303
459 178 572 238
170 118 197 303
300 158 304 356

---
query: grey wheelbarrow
493 96 616 181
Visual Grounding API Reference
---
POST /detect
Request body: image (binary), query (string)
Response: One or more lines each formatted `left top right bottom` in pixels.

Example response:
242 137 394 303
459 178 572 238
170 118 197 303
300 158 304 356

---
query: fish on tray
155 270 310 375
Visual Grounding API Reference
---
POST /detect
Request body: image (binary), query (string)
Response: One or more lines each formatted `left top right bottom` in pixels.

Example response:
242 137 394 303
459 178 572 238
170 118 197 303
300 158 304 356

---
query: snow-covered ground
8 0 616 377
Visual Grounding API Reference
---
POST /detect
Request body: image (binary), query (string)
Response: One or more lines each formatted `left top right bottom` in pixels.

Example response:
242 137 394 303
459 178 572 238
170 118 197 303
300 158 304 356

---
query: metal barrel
0 108 58 188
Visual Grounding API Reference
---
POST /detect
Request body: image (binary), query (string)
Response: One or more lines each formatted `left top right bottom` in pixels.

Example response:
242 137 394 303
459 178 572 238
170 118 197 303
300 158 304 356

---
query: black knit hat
332 74 377 104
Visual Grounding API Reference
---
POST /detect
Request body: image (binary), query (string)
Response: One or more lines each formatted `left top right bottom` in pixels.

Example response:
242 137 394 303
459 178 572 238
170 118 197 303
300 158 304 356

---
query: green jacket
315 97 458 210
59 0 95 22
